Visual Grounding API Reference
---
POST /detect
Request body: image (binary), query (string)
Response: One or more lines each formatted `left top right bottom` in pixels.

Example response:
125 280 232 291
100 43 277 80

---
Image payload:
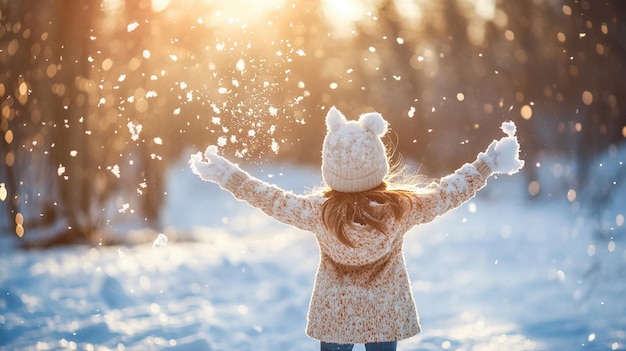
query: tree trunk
51 0 96 241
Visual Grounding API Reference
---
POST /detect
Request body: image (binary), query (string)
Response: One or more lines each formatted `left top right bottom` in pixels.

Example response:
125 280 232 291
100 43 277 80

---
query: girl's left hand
478 121 525 175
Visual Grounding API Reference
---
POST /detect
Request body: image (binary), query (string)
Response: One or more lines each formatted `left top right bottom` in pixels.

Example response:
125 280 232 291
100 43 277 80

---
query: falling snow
269 106 278 116
152 233 168 248
119 203 134 214
408 106 416 118
0 183 7 201
127 122 143 141
127 21 139 32
108 164 121 178
270 139 279 153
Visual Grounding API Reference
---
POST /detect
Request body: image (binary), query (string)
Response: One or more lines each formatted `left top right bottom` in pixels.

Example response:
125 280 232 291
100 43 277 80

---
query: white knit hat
321 106 389 192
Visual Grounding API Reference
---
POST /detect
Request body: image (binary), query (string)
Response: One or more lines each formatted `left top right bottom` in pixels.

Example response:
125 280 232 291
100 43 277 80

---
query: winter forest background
1 0 625 350
1 0 625 245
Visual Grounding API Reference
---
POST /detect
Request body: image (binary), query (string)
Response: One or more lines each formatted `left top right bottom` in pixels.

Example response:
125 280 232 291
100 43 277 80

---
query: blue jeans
320 341 397 351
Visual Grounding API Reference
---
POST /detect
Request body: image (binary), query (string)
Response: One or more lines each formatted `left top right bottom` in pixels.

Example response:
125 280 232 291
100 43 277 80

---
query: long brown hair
319 162 433 247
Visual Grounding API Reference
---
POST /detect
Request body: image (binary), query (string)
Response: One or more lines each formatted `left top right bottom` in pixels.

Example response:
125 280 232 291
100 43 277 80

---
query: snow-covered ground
1 156 625 351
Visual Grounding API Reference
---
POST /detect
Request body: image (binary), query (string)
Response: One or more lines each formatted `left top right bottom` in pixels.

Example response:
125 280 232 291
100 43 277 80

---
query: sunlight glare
199 0 286 24
394 0 423 24
322 0 365 33
152 0 171 12
103 0 124 12
470 0 495 20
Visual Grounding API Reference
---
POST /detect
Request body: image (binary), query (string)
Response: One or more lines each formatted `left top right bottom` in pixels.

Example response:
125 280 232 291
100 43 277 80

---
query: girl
189 106 524 351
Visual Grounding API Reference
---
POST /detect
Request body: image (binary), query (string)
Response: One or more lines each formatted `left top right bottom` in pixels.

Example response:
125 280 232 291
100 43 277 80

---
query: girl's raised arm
407 121 524 225
189 146 320 233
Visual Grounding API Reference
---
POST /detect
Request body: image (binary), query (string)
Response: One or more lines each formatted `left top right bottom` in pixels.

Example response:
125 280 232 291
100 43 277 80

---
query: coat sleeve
405 159 492 226
220 170 321 233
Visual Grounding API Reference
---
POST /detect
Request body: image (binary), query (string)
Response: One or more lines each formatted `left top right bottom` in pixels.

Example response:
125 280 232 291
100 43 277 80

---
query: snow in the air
500 120 516 137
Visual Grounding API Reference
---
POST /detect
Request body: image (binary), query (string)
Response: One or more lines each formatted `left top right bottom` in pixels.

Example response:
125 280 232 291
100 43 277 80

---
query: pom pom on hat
359 112 388 136
321 107 390 192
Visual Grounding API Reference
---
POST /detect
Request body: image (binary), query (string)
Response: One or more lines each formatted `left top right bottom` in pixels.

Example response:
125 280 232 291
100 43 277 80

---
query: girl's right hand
189 146 237 185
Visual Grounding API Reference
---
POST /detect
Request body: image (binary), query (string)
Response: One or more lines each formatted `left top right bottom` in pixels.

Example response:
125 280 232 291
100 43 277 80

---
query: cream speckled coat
221 160 491 344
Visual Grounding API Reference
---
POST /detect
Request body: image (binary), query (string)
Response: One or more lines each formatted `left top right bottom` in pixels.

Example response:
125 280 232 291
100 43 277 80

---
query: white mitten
189 145 240 186
478 121 525 175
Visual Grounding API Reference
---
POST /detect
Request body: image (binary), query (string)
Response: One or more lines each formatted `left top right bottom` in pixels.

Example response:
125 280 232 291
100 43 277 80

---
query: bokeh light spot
520 105 532 120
